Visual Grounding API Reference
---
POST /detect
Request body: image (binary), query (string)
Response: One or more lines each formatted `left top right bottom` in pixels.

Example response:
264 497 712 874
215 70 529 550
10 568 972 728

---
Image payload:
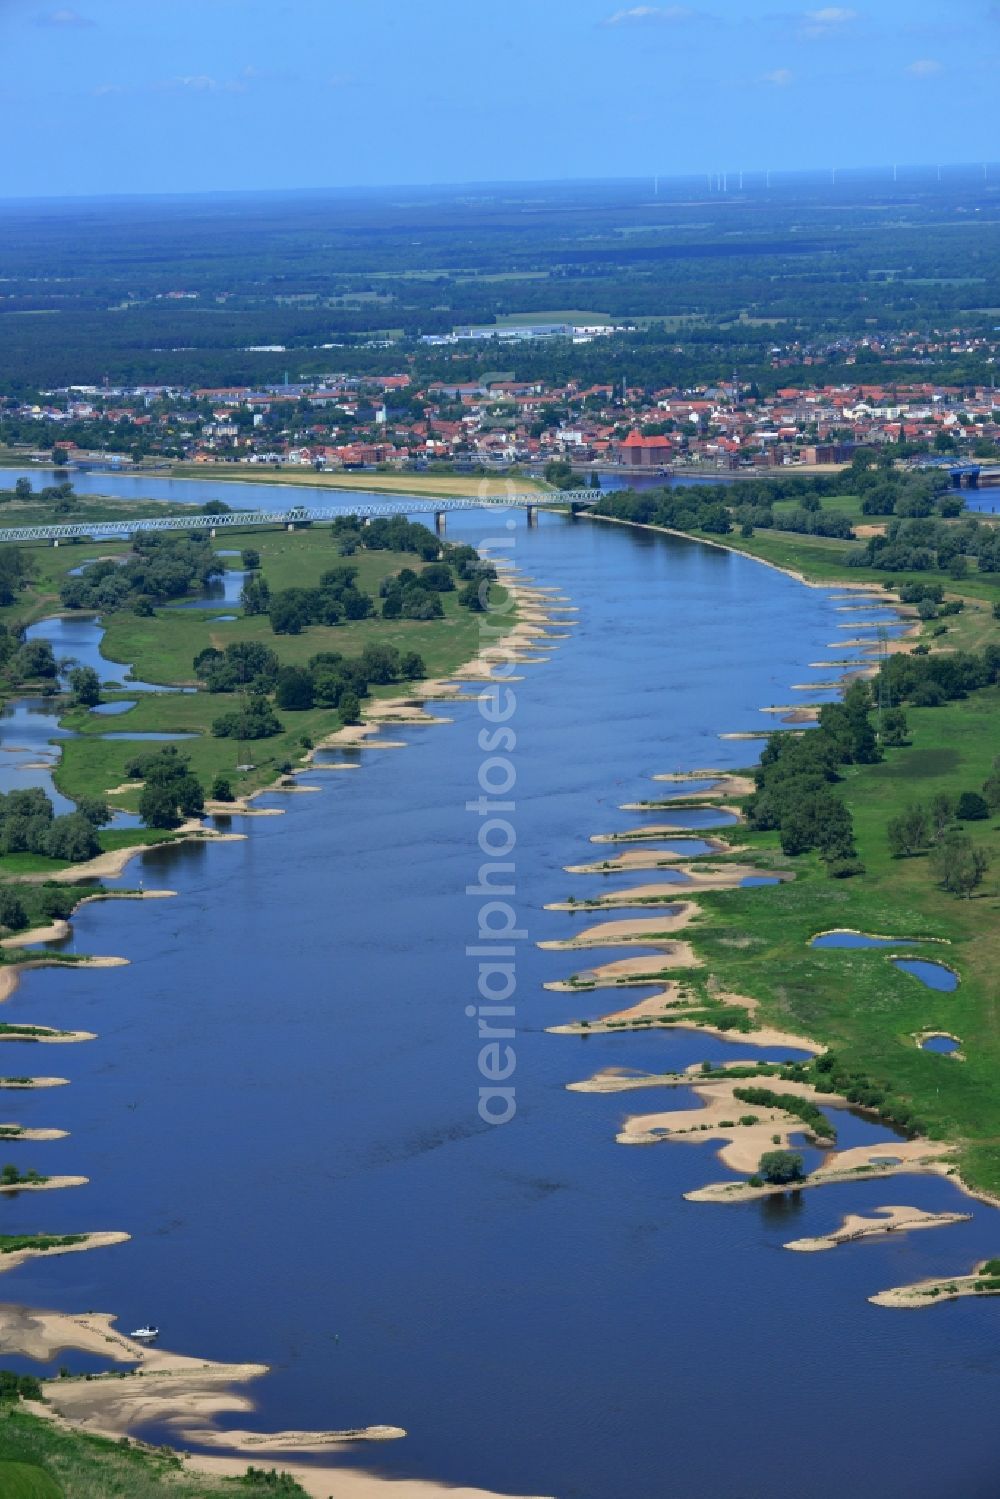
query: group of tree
878 641 1000 709
0 547 34 608
59 533 222 613
0 787 108 866
266 565 376 635
888 764 997 897
124 747 205 829
272 642 426 717
330 514 442 561
745 681 876 876
0 629 58 689
592 486 733 536
850 514 1000 577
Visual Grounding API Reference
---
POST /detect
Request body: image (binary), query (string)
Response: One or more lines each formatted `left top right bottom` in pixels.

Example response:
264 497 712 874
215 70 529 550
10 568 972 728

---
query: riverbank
0 539 572 1496
556 501 1000 1208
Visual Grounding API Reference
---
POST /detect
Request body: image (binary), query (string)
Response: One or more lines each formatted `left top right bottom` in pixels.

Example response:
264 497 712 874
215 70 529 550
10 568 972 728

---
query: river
0 492 998 1499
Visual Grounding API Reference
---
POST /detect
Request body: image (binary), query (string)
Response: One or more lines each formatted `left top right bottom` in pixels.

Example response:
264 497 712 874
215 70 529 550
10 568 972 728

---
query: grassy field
170 464 544 498
681 691 1000 1189
618 517 1000 1195
0 1402 304 1496
4 521 515 807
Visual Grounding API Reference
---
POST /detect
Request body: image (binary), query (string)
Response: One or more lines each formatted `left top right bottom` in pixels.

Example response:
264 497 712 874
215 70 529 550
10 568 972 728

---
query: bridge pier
526 505 537 527
434 511 446 534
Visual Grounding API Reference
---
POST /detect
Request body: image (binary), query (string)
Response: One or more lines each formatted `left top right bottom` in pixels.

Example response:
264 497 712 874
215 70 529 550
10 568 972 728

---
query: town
5 345 1000 481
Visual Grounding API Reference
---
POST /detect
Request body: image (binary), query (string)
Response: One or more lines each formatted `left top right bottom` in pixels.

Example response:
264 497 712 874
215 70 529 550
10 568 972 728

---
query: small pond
811 931 918 950
91 700 139 717
922 1035 962 1055
893 958 959 993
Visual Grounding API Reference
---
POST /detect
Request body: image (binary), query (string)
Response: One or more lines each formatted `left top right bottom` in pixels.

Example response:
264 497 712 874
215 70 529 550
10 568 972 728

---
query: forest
4 175 1000 393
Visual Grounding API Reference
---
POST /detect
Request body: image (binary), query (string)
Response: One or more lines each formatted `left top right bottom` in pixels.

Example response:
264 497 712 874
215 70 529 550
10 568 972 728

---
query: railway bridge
0 490 598 546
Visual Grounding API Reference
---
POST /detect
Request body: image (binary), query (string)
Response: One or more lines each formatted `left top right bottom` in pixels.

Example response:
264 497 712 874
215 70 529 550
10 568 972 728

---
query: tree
240 574 271 617
757 1150 805 1186
458 580 486 612
400 651 426 680
76 796 111 828
68 665 101 708
881 708 908 747
139 782 183 831
0 889 27 932
275 666 315 711
44 813 101 862
51 446 69 468
210 776 235 803
338 690 361 725
13 479 31 502
930 791 956 838
887 803 930 858
983 762 1000 814
931 834 991 899
241 549 261 570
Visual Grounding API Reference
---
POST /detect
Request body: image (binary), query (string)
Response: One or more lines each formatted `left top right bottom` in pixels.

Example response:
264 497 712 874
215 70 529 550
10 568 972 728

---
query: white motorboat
130 1325 159 1341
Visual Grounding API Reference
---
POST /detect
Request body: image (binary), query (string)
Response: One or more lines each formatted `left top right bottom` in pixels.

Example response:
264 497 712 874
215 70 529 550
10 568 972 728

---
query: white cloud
161 74 249 93
804 6 857 21
37 8 93 25
798 6 858 39
602 5 695 24
906 57 942 76
760 67 794 86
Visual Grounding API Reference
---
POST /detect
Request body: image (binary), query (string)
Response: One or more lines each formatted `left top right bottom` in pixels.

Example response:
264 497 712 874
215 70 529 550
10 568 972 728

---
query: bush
757 1150 805 1185
956 791 989 822
212 698 284 741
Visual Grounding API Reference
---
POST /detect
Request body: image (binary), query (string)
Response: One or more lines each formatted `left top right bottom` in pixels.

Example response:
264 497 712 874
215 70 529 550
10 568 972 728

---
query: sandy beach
0 1306 552 1499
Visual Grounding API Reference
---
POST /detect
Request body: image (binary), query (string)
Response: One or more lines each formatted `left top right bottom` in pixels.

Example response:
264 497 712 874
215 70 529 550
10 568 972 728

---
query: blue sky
2 0 999 198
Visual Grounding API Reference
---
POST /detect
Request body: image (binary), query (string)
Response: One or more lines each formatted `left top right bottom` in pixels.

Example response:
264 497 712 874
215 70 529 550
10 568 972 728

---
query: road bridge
0 490 597 546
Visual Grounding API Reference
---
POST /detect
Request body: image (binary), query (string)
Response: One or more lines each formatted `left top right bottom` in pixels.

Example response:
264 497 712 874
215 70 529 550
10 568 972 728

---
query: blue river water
0 493 998 1498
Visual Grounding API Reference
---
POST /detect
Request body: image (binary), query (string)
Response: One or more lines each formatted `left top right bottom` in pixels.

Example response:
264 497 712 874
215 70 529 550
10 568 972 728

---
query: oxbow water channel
0 482 998 1499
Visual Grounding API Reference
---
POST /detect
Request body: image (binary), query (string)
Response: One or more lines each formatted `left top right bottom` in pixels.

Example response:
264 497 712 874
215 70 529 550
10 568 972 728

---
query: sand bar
784 1205 970 1252
0 1175 87 1194
536 907 698 949
687 1140 953 1202
544 943 702 991
0 955 129 1005
0 1231 129 1276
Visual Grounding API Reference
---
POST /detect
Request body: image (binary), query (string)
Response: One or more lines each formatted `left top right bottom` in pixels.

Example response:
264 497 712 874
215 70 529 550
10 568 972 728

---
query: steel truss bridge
0 490 596 546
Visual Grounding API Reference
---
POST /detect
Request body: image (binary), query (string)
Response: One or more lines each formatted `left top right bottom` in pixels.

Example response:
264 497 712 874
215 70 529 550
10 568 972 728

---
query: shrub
956 791 989 822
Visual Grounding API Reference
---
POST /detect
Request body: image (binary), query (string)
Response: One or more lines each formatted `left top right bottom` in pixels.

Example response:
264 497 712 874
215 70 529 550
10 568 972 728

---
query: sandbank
591 814 742 842
870 1262 1000 1309
0 1231 129 1276
686 1140 953 1202
617 1074 848 1170
536 907 698 949
0 1076 69 1088
0 1175 88 1194
650 770 755 797
543 943 701 991
0 955 129 1005
566 841 733 873
784 1205 970 1253
0 1028 95 1044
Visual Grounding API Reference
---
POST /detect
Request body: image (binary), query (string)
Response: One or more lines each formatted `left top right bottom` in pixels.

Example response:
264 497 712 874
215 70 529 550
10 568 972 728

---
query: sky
2 0 1000 199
